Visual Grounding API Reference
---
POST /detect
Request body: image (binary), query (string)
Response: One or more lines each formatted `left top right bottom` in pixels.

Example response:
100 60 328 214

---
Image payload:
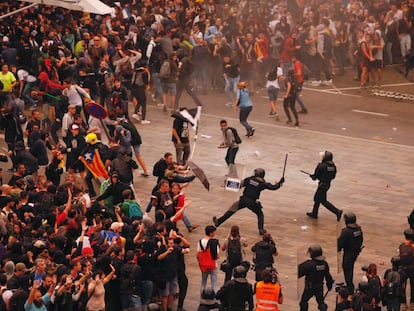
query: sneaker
157 103 164 107
141 120 151 125
225 102 233 107
337 209 343 222
151 94 157 102
250 128 255 136
298 108 308 114
132 114 140 121
312 80 322 86
294 121 299 127
268 111 277 117
141 173 149 177
306 212 318 219
322 79 333 86
212 216 219 227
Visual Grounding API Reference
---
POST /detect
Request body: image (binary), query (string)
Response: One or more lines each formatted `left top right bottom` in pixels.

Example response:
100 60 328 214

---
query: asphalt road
1 63 413 310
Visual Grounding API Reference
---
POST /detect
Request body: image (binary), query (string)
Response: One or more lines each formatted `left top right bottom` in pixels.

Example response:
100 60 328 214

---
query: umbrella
187 160 210 191
19 0 112 15
171 107 201 131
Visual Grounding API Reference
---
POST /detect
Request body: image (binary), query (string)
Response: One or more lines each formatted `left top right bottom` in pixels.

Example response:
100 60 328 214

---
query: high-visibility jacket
255 281 282 311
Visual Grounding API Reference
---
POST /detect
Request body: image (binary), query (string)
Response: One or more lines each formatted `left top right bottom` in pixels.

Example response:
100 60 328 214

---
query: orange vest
255 281 281 311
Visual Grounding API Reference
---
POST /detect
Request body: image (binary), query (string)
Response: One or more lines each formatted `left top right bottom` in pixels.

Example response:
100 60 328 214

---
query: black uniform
298 258 333 311
213 175 283 234
308 151 342 220
216 278 254 311
337 223 363 292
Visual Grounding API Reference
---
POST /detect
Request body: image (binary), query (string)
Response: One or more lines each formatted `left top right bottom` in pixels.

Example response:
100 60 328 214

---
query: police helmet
404 228 414 240
254 168 265 178
308 244 325 260
85 133 99 145
233 265 247 279
322 150 333 162
344 212 357 225
358 281 369 293
391 256 401 266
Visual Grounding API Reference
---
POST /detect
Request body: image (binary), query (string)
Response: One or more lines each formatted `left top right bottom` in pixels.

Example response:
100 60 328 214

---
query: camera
335 282 345 292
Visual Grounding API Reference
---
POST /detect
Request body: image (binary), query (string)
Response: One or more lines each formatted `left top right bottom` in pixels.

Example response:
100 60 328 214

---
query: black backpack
226 127 242 144
120 121 142 146
267 69 278 81
227 238 242 266
383 270 402 298
399 243 413 266
322 32 332 53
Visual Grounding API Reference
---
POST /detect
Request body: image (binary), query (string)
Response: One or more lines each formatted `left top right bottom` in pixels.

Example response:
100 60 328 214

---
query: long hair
230 225 240 238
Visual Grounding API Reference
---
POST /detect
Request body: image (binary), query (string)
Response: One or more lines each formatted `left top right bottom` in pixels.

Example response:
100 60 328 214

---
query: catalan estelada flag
80 149 109 179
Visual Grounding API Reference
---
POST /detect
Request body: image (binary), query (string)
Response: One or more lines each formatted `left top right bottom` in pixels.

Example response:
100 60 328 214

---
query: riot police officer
338 212 364 293
298 244 333 311
212 168 284 235
216 265 254 311
306 150 343 221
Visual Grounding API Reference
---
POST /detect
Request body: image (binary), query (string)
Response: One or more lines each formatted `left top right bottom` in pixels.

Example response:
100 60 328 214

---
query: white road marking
303 87 362 98
201 112 414 150
321 82 414 91
352 109 389 117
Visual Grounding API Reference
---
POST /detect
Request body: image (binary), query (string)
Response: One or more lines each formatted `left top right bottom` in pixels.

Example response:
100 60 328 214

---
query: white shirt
17 69 37 83
266 67 283 89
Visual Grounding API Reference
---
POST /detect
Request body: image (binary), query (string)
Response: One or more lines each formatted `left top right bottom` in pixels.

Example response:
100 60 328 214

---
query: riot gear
404 228 414 240
308 244 325 260
344 212 357 225
233 265 247 279
254 168 265 178
322 150 333 162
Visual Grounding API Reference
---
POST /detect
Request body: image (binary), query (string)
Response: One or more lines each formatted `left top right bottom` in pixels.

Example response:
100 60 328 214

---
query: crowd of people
0 0 412 310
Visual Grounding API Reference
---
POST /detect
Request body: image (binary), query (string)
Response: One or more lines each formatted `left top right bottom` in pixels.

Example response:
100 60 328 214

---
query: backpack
159 59 171 79
104 72 114 92
149 42 167 72
290 76 302 94
120 60 133 77
120 121 142 146
227 238 242 266
383 270 402 298
226 127 242 144
123 200 142 218
399 243 413 266
267 69 278 81
197 240 216 272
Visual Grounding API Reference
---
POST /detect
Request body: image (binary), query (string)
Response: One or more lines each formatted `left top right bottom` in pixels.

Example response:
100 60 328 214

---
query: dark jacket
110 154 138 184
251 240 277 269
298 258 334 289
216 279 254 311
95 181 132 205
29 131 48 166
242 176 282 201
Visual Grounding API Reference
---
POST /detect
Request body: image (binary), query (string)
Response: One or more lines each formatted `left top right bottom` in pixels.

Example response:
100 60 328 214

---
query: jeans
225 147 239 166
296 92 306 110
400 34 412 59
150 72 163 101
22 81 37 106
140 280 153 306
174 142 190 165
224 76 240 102
201 268 218 294
239 106 253 135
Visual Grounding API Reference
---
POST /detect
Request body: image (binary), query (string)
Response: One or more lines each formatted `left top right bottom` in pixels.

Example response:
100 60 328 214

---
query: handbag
220 259 231 272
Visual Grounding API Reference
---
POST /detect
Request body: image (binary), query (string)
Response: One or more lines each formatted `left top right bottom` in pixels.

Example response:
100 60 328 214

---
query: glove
279 177 285 184
310 174 316 180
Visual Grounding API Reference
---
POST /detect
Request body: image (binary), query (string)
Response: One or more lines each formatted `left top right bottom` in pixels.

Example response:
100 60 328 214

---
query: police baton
323 287 332 299
282 153 288 178
300 170 312 176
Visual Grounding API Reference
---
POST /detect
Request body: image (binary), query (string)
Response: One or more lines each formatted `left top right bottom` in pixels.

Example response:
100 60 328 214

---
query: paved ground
1 64 414 310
